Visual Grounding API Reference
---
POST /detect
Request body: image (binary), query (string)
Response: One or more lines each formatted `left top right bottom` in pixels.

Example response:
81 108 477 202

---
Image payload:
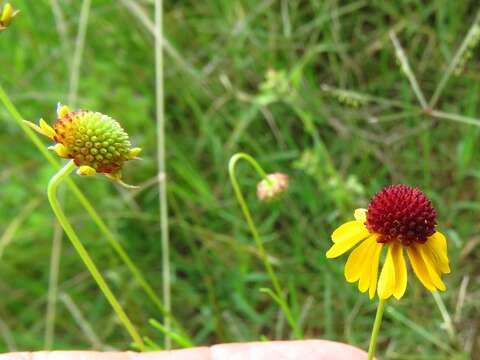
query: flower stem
47 160 144 350
228 152 302 339
0 83 190 343
368 298 386 360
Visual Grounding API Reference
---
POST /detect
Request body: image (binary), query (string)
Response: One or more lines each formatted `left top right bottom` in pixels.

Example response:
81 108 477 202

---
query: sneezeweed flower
256 172 289 202
0 3 19 31
326 184 450 300
25 104 142 187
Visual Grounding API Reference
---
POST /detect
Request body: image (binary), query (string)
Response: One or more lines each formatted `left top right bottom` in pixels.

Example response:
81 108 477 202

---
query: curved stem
367 298 386 360
0 84 190 342
47 160 144 350
228 152 302 338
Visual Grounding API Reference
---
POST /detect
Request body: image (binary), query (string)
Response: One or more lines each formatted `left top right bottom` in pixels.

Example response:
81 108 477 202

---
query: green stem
47 160 144 350
367 298 386 360
0 84 191 341
154 0 172 349
228 152 303 339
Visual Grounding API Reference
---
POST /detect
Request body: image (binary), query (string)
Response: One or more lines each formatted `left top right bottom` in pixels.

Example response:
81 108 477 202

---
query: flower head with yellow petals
326 184 450 300
25 104 142 187
0 3 20 32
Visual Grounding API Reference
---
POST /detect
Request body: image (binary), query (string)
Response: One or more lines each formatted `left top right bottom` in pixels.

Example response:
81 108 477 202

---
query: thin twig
154 0 172 350
389 31 428 110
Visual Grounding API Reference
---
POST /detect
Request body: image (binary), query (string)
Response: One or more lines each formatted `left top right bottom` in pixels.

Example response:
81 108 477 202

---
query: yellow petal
57 103 71 118
354 208 367 222
77 166 96 176
358 238 379 293
48 143 70 158
331 220 369 244
368 242 383 299
345 235 376 282
391 243 407 299
128 147 143 159
378 245 396 299
418 244 446 291
407 244 436 291
23 119 55 139
426 232 450 274
327 222 369 259
39 118 57 139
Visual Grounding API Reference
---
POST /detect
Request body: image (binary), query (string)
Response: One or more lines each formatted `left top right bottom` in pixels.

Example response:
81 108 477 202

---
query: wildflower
257 172 289 202
0 3 20 31
326 184 450 300
25 104 142 186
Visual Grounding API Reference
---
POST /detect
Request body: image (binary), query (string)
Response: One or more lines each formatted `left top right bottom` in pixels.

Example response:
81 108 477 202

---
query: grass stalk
154 0 172 349
44 221 62 349
389 31 428 110
68 0 91 108
228 152 303 339
47 160 144 350
429 11 480 108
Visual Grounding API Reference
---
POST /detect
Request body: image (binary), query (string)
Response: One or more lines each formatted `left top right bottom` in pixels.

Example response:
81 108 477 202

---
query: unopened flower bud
256 173 289 202
0 3 20 31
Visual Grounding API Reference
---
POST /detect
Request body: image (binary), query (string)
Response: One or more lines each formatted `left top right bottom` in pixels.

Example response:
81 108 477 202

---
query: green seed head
54 110 133 174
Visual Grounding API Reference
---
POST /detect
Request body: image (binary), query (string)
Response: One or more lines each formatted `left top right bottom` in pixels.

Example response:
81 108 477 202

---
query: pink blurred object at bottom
0 340 367 360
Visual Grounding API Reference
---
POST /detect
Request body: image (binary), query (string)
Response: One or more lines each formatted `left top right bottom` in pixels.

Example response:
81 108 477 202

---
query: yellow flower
326 184 450 300
24 104 142 187
0 3 20 31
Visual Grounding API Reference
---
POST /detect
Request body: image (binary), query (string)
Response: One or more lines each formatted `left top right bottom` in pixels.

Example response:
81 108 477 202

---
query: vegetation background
0 0 479 359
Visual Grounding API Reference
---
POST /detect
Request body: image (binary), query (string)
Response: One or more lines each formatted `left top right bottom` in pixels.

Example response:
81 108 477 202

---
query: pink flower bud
256 173 289 202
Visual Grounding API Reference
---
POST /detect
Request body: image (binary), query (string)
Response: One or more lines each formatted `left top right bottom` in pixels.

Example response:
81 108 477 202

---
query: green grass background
0 0 479 359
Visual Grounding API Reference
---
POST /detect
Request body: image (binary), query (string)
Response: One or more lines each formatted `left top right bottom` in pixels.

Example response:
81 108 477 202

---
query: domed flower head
257 172 289 202
25 104 142 187
326 184 450 300
0 3 20 31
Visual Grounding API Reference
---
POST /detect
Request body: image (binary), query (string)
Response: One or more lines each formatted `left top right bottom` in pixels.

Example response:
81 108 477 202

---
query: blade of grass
429 11 480 108
389 31 428 110
154 0 172 349
68 0 91 108
385 306 451 352
59 292 106 349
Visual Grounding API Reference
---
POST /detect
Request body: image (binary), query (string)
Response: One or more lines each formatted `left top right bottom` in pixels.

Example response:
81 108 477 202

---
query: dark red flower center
365 184 437 246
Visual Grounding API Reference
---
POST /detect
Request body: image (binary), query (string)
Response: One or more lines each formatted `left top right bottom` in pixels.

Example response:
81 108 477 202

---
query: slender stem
47 160 144 350
44 221 62 349
154 0 172 349
228 152 302 338
430 109 480 127
0 84 190 339
367 298 386 360
389 31 428 110
429 11 480 108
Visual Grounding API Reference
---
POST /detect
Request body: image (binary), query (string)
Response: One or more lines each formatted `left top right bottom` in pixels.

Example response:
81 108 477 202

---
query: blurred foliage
0 0 479 358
